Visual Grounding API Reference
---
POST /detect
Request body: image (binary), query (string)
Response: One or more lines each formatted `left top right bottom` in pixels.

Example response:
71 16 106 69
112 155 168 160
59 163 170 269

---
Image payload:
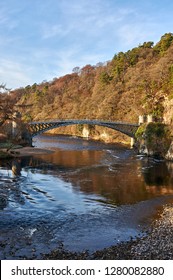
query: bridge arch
28 119 139 138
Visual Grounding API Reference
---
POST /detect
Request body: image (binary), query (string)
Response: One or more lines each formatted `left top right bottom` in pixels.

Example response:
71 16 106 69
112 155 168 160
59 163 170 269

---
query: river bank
0 145 54 158
42 204 173 260
1 204 172 260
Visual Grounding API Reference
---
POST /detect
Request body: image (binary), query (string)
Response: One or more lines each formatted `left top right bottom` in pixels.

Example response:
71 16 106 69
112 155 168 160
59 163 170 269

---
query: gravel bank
43 204 173 260
130 204 173 259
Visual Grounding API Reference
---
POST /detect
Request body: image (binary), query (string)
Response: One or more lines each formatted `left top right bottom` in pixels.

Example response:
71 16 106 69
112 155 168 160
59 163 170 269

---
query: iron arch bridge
28 119 139 138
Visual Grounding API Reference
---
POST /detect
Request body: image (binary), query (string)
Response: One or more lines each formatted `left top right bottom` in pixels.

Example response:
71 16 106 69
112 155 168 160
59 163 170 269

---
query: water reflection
1 149 173 211
0 158 29 211
12 159 21 176
28 150 173 206
1 136 173 257
140 158 173 197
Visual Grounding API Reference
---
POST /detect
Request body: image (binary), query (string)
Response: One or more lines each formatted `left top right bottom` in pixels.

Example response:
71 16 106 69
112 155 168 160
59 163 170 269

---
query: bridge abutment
130 137 135 148
139 114 155 125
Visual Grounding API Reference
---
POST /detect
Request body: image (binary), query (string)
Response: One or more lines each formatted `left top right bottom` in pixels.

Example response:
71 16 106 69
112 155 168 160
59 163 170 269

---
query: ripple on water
1 135 173 258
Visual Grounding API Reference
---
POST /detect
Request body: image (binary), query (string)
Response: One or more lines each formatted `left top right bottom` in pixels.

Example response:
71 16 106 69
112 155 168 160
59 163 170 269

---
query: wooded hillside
10 33 173 143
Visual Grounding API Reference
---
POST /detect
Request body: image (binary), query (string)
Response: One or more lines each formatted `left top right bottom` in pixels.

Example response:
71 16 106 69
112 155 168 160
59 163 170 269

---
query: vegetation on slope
4 33 173 142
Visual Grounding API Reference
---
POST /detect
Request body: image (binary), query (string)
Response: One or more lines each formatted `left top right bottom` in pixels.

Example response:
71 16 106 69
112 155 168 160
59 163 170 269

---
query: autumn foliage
8 33 173 142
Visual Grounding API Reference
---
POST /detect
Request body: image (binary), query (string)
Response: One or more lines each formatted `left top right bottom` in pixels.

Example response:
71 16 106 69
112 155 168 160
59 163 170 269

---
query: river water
1 135 173 259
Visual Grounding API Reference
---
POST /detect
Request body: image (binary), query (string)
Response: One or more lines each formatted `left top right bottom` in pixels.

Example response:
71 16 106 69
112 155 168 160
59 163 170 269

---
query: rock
165 141 173 160
0 195 8 210
136 123 172 159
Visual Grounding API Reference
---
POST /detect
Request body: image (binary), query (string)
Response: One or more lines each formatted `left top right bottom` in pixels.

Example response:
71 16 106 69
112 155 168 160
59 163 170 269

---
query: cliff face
135 123 172 158
11 33 173 144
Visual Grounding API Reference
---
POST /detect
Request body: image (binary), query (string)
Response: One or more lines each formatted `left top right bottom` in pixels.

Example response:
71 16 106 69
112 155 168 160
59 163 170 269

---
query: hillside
11 33 173 143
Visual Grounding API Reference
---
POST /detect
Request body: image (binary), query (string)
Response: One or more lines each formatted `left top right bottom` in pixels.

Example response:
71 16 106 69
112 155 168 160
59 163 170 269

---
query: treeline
8 33 173 141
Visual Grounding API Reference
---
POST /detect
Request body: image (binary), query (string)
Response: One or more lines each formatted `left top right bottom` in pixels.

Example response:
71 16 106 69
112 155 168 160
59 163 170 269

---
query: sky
0 0 173 89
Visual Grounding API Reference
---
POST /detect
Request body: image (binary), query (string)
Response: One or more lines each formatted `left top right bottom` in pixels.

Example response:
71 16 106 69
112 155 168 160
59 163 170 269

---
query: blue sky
0 0 173 89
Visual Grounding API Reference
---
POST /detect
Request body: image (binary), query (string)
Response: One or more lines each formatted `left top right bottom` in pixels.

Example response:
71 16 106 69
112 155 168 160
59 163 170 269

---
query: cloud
45 47 107 80
0 58 33 89
0 0 172 89
41 23 72 39
0 6 18 30
37 0 145 53
0 1 143 88
27 46 104 82
117 24 146 47
116 17 160 49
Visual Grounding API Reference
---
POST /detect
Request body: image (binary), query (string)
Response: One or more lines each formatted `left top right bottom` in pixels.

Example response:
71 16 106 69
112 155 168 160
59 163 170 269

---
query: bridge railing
29 119 139 126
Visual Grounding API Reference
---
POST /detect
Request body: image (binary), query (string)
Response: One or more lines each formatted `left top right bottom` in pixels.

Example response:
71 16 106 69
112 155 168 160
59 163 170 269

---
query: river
1 135 173 259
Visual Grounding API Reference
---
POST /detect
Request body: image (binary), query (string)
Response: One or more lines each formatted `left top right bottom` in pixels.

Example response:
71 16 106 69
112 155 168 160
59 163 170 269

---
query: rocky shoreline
1 199 172 260
42 204 173 260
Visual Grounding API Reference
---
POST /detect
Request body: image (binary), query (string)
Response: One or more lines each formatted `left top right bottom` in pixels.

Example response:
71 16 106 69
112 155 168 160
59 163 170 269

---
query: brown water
1 134 173 259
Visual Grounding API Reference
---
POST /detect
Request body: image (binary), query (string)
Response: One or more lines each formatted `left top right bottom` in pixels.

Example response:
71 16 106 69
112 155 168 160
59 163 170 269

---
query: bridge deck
30 119 139 126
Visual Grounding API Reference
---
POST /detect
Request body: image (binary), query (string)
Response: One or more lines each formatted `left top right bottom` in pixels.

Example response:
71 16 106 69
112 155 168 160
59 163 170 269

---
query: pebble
43 204 173 260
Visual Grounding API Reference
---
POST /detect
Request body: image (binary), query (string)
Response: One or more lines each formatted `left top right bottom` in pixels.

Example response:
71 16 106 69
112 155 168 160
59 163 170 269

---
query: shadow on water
1 135 173 258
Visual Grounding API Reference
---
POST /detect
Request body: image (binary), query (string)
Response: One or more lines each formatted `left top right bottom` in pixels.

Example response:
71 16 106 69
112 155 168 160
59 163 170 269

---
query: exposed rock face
138 141 149 156
163 99 173 160
165 141 173 160
135 98 173 160
136 123 172 159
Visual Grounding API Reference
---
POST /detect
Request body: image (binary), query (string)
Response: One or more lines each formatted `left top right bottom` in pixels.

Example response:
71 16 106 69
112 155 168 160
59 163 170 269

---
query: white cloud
0 0 172 88
119 9 157 43
0 6 18 30
117 24 145 46
47 47 106 79
0 58 33 89
41 23 72 39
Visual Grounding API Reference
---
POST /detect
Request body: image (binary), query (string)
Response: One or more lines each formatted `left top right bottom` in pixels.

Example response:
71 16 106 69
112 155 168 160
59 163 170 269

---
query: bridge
28 119 139 138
